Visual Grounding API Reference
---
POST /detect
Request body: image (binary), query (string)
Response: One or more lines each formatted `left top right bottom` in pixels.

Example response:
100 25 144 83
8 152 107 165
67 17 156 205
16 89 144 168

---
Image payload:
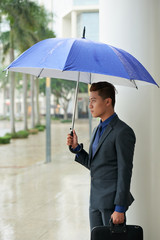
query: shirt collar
100 112 117 129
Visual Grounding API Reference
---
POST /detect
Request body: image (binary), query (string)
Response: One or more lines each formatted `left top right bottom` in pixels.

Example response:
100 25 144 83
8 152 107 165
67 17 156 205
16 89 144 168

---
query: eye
89 98 96 104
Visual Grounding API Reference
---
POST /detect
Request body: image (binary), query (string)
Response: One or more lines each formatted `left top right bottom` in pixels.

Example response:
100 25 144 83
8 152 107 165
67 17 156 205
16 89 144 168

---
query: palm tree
0 0 28 133
30 75 35 128
0 0 55 132
0 68 8 117
35 77 41 126
23 74 28 130
13 1 55 130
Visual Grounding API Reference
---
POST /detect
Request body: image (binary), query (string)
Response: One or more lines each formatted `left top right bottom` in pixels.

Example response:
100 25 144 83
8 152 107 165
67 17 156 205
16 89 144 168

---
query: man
67 81 136 230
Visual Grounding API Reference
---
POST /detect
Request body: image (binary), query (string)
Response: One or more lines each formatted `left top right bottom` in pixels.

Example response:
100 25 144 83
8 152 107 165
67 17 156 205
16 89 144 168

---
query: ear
105 98 112 106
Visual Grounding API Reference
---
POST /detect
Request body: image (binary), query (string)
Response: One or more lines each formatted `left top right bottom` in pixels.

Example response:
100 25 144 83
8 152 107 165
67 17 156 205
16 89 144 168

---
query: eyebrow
89 97 96 100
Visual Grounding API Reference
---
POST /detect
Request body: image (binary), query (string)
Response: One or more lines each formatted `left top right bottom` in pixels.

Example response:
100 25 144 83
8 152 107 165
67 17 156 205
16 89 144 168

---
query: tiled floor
0 120 93 240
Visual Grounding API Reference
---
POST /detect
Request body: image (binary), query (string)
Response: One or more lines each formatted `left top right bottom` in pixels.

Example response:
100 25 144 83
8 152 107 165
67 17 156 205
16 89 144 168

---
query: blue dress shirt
92 113 117 157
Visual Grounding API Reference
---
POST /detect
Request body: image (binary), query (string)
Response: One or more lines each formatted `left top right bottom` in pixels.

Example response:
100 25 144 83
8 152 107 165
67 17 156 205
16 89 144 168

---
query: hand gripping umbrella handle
69 130 83 154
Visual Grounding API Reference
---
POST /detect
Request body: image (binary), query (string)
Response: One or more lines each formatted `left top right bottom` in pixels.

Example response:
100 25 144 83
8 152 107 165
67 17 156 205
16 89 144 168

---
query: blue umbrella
6 37 158 87
5 37 159 132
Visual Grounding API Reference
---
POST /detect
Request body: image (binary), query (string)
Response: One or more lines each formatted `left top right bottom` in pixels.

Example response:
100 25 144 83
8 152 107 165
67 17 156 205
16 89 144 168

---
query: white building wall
99 1 160 240
53 0 73 37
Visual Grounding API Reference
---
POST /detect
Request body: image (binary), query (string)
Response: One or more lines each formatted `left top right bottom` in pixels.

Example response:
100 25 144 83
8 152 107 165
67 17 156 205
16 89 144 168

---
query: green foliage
35 124 46 131
11 130 29 139
0 135 11 144
35 124 46 129
5 133 12 137
51 116 60 121
39 78 88 96
0 0 56 61
37 126 45 131
39 78 88 120
79 82 88 93
0 67 8 88
0 0 56 132
60 119 72 123
0 115 9 121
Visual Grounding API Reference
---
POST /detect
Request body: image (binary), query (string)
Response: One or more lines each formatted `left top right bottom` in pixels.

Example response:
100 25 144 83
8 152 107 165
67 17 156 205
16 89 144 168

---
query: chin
92 113 98 118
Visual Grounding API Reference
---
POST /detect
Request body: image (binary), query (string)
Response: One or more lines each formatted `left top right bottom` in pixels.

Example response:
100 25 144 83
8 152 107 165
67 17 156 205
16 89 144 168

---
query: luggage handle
109 218 127 234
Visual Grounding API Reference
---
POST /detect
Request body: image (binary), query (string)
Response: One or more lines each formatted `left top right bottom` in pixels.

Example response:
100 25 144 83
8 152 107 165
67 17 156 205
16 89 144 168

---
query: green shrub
61 119 72 123
35 124 46 128
37 126 45 131
0 136 11 144
11 130 29 139
0 116 10 121
51 117 60 121
5 133 12 137
35 124 46 131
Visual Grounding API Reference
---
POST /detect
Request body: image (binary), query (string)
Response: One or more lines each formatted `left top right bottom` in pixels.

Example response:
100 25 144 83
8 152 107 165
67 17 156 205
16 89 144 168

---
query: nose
89 101 92 109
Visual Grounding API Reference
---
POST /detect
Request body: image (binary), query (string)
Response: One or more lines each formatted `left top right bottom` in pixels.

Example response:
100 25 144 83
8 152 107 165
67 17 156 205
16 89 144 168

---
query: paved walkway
0 119 96 240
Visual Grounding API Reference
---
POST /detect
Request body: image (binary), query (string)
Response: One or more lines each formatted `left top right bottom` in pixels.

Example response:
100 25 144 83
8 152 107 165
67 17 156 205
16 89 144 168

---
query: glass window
73 0 99 6
77 12 99 41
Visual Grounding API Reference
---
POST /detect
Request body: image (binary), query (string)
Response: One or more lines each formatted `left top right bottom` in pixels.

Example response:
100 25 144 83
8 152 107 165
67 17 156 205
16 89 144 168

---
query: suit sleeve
114 126 136 206
74 149 90 170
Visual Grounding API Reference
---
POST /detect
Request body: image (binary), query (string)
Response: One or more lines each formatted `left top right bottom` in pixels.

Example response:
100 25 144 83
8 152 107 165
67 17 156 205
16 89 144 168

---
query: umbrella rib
71 72 80 131
131 79 138 89
37 68 44 78
89 72 91 84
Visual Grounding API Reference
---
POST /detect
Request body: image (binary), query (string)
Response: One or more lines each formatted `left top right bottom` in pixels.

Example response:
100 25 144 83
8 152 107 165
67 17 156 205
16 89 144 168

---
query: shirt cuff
115 205 126 213
72 144 81 152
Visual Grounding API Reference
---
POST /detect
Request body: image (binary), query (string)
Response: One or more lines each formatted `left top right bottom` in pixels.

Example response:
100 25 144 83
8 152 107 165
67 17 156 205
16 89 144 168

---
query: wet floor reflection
0 120 91 240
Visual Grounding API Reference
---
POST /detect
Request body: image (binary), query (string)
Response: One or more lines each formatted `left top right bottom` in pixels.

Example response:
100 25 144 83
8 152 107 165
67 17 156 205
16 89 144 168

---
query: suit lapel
92 125 113 159
89 126 98 162
91 115 119 160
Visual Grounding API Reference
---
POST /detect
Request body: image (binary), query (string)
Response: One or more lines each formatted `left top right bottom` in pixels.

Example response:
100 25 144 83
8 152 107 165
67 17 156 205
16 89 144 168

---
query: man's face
89 91 109 119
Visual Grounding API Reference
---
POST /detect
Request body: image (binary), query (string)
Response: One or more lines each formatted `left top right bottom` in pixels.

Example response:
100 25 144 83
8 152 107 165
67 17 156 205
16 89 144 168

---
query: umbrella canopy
5 37 159 88
5 37 159 155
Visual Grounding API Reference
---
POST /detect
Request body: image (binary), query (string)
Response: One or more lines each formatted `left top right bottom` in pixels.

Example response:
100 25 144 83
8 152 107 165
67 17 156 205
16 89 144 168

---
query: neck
101 110 115 122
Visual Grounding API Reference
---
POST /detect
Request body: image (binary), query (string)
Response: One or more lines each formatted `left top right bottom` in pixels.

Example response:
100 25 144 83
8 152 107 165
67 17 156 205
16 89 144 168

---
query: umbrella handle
69 130 83 154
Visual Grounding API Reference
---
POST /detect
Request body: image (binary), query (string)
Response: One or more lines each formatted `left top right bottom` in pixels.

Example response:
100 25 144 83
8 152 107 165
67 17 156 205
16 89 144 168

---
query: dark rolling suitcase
91 220 143 240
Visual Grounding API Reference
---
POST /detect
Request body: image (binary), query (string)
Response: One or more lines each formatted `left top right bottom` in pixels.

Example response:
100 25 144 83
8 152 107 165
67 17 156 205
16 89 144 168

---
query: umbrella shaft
71 72 80 131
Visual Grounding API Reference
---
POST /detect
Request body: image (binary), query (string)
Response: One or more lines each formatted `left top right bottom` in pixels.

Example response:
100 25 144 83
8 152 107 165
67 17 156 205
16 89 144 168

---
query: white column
71 10 77 38
150 2 160 240
99 1 160 239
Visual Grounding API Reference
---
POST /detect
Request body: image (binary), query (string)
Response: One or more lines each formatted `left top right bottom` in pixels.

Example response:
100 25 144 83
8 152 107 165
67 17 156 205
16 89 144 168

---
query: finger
67 141 73 146
112 218 120 224
67 134 73 138
67 137 73 144
115 219 124 224
67 136 73 141
120 219 124 223
67 137 73 141
112 219 117 224
67 139 72 144
73 129 77 136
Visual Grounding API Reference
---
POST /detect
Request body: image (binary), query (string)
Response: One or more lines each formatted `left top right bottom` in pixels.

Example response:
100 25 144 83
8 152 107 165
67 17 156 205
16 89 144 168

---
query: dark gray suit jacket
75 115 136 210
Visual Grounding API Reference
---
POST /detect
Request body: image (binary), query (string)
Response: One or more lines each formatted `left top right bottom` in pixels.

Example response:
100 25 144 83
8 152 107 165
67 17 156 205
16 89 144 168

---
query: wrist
69 143 83 154
72 144 79 150
115 205 126 213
